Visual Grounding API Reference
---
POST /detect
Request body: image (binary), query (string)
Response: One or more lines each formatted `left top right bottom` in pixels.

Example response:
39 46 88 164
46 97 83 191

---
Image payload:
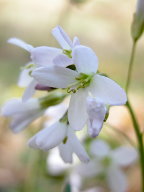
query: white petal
90 74 127 105
107 165 127 192
68 89 88 130
32 66 77 88
86 97 107 137
1 98 39 116
28 122 67 151
8 38 33 52
18 64 34 87
67 127 90 163
72 45 98 74
31 46 62 66
52 26 73 50
77 160 102 178
11 111 43 133
53 54 73 67
90 139 110 158
22 80 37 102
59 143 73 163
111 146 138 167
73 36 80 47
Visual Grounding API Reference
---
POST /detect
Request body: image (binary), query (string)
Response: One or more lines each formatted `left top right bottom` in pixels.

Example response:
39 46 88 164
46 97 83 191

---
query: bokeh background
0 0 144 191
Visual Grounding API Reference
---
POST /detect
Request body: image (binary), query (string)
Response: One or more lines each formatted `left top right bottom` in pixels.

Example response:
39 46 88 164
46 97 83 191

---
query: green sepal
39 91 67 109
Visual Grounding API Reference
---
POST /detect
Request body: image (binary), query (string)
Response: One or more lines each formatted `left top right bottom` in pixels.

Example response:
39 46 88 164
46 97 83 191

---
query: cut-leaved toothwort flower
76 139 138 192
32 45 127 134
28 121 89 163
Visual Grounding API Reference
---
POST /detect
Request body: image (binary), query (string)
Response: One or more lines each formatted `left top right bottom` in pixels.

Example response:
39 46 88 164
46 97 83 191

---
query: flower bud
131 0 144 41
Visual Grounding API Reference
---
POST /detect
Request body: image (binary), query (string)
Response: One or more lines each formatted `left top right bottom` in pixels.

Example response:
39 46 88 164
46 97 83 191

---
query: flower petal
22 80 37 102
107 165 127 192
52 26 73 50
28 122 67 151
77 160 102 178
32 66 77 88
90 74 127 105
8 38 33 52
73 36 80 47
59 143 73 163
111 146 138 167
1 98 39 116
18 63 34 87
67 127 90 163
31 46 62 66
53 54 73 67
72 45 98 74
90 139 110 158
68 89 88 130
11 111 43 133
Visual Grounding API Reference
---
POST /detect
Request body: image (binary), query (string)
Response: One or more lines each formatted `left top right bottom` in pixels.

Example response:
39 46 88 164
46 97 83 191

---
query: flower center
67 73 94 93
101 156 112 167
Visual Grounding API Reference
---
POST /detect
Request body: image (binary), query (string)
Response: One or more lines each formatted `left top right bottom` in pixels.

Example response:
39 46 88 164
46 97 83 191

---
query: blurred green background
0 0 143 191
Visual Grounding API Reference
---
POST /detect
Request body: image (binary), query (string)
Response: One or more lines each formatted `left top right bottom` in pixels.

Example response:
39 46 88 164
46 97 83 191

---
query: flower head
32 45 127 134
28 120 89 163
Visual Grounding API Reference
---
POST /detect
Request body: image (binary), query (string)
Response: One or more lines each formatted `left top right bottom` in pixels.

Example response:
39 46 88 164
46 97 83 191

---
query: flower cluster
2 26 127 163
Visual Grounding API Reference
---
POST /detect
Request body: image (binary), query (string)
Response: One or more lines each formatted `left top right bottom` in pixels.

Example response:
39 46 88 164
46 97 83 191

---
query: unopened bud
131 0 144 41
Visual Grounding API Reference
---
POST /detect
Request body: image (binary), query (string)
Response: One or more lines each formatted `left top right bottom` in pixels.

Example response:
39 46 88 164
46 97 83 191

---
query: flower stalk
126 38 144 191
126 101 144 192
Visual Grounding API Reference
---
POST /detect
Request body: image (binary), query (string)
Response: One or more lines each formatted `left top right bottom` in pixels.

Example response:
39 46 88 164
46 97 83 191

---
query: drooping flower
1 92 66 133
32 45 127 133
76 139 138 192
28 121 89 163
1 98 43 133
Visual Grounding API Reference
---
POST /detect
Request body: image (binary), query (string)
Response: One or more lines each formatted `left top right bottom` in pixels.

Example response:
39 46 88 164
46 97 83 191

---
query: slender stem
126 101 144 192
125 41 137 93
125 40 144 191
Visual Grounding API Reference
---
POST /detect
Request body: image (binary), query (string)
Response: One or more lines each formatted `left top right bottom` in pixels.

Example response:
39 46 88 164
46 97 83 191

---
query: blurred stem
126 101 144 192
126 39 144 191
106 123 136 147
125 41 137 93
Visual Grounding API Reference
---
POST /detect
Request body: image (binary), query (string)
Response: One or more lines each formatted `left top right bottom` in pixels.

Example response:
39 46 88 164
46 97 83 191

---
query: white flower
51 25 80 67
86 97 107 137
1 98 43 133
32 45 127 132
28 121 90 163
8 26 80 101
77 140 138 192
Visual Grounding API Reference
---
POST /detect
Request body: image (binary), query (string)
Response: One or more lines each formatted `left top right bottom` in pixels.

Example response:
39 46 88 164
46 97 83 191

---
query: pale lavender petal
73 36 80 47
72 45 98 74
111 146 138 167
32 66 78 88
68 89 88 130
8 38 33 52
28 122 67 151
107 165 127 192
90 74 127 105
31 46 62 66
53 54 73 67
52 26 73 50
22 80 37 102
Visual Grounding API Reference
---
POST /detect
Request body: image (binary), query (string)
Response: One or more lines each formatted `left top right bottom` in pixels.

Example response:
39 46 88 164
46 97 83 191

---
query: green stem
125 40 144 191
126 101 144 192
125 41 137 93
